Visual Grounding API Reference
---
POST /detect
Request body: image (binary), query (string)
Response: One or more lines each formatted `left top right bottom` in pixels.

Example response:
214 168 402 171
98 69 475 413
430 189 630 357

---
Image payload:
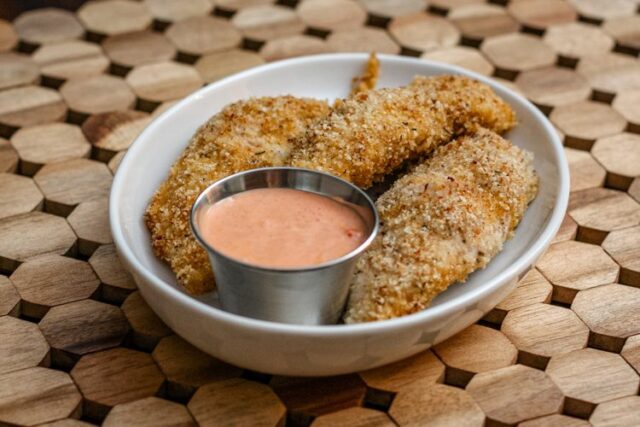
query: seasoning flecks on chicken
145 96 331 294
344 129 538 323
290 75 516 188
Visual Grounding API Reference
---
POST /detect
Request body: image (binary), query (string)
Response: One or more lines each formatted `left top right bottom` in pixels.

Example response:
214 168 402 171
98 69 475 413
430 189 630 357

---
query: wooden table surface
0 0 639 425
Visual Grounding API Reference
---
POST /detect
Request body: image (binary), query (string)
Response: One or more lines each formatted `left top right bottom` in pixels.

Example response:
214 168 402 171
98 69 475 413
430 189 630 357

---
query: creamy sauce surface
199 188 368 268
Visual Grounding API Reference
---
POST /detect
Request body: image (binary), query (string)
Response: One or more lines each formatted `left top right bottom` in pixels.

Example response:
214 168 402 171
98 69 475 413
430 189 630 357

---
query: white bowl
110 53 569 376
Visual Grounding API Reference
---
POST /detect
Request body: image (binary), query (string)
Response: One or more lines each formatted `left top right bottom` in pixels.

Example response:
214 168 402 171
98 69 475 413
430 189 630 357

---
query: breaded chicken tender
344 129 538 323
145 96 331 294
290 75 516 188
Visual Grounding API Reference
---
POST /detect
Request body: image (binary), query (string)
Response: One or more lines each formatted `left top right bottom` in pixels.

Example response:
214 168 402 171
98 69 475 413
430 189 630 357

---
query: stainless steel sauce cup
190 167 379 325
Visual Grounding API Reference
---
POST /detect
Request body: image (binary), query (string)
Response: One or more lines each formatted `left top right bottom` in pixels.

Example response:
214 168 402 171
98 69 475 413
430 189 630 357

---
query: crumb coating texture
344 129 538 323
145 96 331 294
290 75 516 188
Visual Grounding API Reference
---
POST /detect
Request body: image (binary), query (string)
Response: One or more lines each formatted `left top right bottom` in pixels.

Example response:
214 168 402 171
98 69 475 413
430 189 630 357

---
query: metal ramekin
190 167 379 325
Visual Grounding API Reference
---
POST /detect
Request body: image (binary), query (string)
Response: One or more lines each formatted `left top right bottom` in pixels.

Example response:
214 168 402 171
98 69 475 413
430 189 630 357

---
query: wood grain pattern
592 133 640 190
590 396 640 427
564 147 606 193
108 150 125 173
421 46 493 76
0 85 67 132
0 316 49 375
359 350 444 393
602 15 640 53
520 414 590 427
194 49 264 83
481 33 556 79
67 198 112 256
10 253 100 319
78 0 153 38
569 188 640 244
0 173 43 220
449 4 518 44
11 123 91 176
144 0 212 24
569 0 636 22
188 378 286 427
543 22 613 66
486 268 552 324
602 226 640 286
572 283 640 352
122 291 172 351
297 0 367 33
60 74 136 121
357 0 426 20
0 276 20 316
389 13 460 53
39 299 130 366
466 364 563 425
152 335 242 400
126 61 202 108
14 8 84 46
104 397 195 426
577 52 640 101
547 348 639 418
34 158 113 216
82 110 151 160
89 244 137 304
507 0 577 32
166 16 241 58
39 419 94 427
32 40 110 85
515 67 590 114
389 382 485 427
536 241 619 303
0 211 76 271
231 4 305 42
103 31 176 72
0 19 17 52
501 303 589 368
613 89 640 132
260 35 329 61
0 138 18 173
270 374 367 422
553 214 578 244
326 27 400 54
434 325 517 387
0 53 39 91
0 367 81 426
550 101 626 150
621 334 640 375
70 347 165 419
311 407 394 427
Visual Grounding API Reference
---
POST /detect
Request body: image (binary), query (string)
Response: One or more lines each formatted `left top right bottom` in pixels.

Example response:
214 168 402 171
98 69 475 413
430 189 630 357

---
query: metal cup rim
189 166 380 274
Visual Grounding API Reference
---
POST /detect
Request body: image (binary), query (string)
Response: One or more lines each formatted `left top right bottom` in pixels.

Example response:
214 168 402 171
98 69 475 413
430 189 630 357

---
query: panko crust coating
290 75 516 188
344 129 538 323
145 96 331 294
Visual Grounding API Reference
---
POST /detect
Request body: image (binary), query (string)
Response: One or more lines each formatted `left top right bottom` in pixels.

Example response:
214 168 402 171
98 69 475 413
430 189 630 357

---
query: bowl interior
111 53 566 329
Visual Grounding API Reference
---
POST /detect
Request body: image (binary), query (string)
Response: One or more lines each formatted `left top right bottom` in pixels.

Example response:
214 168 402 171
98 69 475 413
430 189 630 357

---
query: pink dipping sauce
198 188 368 268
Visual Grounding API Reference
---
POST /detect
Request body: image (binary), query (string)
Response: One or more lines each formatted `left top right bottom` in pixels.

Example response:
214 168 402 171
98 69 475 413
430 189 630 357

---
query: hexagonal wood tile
10 253 100 319
572 283 640 352
466 364 564 425
501 303 589 368
546 348 639 418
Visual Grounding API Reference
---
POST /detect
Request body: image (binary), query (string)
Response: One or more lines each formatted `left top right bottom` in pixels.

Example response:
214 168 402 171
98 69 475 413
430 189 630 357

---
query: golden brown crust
145 96 331 294
351 53 380 95
344 129 538 323
290 75 516 188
